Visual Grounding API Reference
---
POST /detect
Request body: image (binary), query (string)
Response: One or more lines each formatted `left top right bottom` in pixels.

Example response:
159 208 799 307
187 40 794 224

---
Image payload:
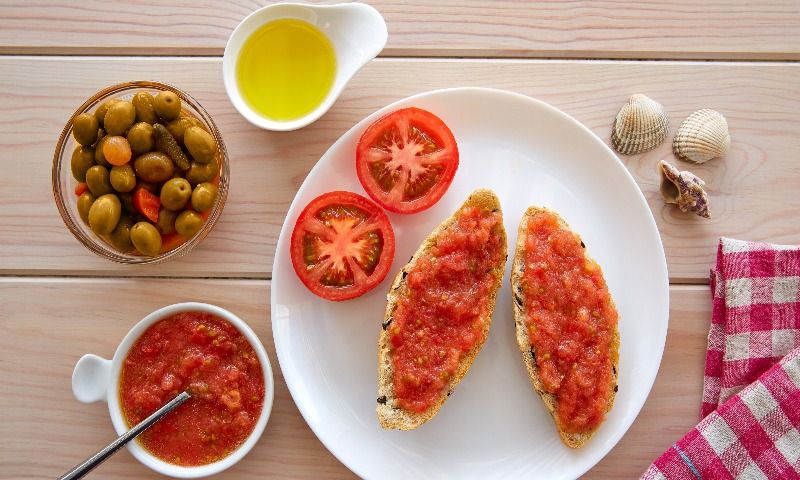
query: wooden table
1 1 798 478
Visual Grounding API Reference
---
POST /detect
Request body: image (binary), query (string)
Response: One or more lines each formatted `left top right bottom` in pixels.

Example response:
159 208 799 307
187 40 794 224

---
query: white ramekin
72 302 274 478
222 2 387 131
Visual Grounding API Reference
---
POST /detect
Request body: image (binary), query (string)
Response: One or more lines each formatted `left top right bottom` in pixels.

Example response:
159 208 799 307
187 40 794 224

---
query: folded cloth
642 346 800 479
703 238 800 418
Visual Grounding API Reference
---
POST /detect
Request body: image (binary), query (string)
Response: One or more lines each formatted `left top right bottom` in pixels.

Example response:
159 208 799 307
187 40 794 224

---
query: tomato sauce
119 312 264 466
389 206 504 412
522 211 618 434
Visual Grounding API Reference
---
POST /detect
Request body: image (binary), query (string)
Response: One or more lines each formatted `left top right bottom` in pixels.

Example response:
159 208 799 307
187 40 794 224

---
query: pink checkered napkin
703 237 800 418
642 346 800 479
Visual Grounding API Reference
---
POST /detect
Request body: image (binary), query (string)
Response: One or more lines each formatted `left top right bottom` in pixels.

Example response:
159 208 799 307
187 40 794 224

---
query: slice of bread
377 189 507 430
511 206 619 448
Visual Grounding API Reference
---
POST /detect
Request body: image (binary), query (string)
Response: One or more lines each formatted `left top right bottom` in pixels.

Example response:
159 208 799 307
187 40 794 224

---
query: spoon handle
58 391 190 480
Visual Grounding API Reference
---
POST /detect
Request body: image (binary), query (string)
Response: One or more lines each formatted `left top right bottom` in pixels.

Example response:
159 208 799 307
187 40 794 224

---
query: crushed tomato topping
119 312 264 466
522 211 618 434
389 206 504 413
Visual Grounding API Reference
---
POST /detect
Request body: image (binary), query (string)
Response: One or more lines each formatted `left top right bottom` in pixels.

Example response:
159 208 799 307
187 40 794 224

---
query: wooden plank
1 57 798 280
0 1 798 60
0 279 710 478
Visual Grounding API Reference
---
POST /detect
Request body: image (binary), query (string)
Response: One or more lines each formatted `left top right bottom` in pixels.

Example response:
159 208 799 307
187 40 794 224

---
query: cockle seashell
658 160 710 219
611 94 670 155
672 109 730 164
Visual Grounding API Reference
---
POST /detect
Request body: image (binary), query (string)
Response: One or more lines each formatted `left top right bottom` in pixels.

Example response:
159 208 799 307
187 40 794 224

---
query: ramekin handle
72 354 112 403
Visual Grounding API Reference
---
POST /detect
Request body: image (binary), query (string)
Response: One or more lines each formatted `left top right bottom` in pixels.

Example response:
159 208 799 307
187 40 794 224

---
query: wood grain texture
0 279 709 479
0 1 798 60
1 57 798 281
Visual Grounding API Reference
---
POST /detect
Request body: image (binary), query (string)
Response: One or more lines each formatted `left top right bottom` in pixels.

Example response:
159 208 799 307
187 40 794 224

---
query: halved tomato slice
290 191 395 301
356 107 459 214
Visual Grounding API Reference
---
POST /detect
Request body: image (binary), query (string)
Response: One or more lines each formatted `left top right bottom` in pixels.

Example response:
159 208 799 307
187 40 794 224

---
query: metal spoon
58 391 190 480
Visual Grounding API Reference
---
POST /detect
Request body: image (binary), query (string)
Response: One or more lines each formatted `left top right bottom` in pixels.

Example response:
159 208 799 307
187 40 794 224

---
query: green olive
166 116 206 146
95 99 121 127
132 92 158 124
184 126 216 164
103 100 136 136
110 164 136 193
185 159 218 185
154 91 181 121
70 146 95 182
175 210 203 237
88 193 121 235
107 216 135 253
94 134 111 166
160 178 192 211
130 222 162 256
133 152 174 183
72 113 99 146
118 191 134 213
136 182 158 194
190 182 218 213
85 165 113 196
126 122 154 155
76 191 96 225
155 208 178 234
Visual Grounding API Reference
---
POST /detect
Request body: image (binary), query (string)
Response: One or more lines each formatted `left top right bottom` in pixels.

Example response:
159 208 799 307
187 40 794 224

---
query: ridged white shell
673 109 730 164
658 160 711 219
611 94 670 155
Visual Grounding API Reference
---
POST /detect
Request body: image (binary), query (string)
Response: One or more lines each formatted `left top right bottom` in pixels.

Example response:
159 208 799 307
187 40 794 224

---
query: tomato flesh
356 108 458 214
119 311 264 466
522 211 618 434
389 206 505 412
290 191 395 301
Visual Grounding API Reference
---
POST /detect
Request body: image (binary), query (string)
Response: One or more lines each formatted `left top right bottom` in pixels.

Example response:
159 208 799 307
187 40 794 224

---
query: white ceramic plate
272 88 669 479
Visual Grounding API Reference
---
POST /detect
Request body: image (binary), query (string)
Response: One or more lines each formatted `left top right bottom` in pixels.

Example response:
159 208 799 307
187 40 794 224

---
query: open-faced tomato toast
377 189 507 429
511 206 620 448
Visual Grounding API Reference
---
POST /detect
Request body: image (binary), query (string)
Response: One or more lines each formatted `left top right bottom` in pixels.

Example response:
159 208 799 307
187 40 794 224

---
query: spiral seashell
611 94 670 155
672 109 730 164
658 160 710 219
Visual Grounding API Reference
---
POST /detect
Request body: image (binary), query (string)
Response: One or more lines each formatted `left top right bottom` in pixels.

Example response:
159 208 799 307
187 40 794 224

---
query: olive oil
236 19 336 121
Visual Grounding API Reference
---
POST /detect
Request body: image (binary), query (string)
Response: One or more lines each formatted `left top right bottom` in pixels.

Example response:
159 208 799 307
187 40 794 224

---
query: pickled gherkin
153 123 190 171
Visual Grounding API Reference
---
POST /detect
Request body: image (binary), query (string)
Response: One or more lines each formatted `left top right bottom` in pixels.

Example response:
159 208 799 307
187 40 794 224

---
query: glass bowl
52 81 229 265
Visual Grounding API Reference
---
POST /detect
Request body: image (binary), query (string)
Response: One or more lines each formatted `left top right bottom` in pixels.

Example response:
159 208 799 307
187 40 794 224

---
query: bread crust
377 189 507 430
511 206 620 448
